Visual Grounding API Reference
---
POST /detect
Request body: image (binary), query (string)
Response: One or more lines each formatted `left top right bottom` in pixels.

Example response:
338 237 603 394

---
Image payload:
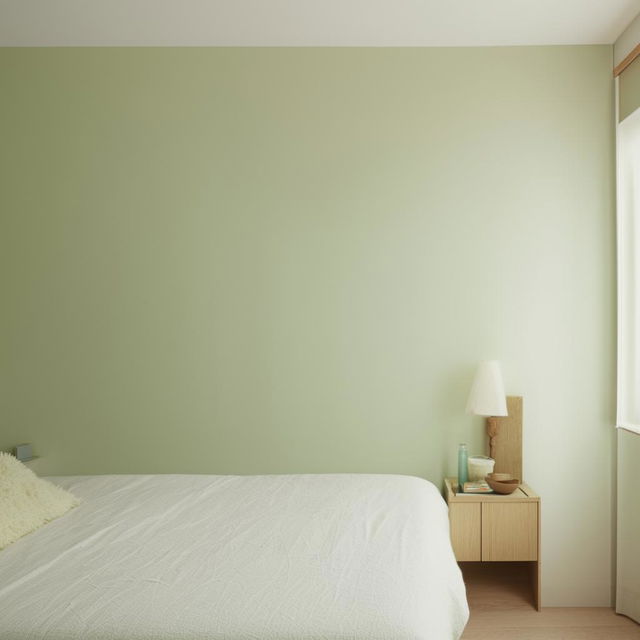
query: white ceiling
0 0 638 47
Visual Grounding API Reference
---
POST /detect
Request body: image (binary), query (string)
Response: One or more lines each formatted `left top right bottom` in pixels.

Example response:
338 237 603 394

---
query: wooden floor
461 562 640 639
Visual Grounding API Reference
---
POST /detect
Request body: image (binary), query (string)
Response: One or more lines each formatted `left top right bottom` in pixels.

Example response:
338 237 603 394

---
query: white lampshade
466 360 508 417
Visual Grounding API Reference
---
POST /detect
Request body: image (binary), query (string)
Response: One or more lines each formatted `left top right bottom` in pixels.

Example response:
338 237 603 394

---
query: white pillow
0 452 79 550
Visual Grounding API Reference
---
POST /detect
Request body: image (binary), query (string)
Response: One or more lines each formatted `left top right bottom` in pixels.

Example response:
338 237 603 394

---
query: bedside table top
444 477 539 503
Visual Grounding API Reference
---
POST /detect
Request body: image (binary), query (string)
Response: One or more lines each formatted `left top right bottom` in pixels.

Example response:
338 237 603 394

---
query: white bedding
0 473 468 640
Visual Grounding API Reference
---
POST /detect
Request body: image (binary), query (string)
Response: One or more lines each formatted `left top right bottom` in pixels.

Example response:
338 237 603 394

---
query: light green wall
0 47 615 604
614 9 640 68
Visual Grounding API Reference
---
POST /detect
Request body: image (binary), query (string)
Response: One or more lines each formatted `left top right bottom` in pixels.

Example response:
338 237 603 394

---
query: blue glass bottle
458 443 468 492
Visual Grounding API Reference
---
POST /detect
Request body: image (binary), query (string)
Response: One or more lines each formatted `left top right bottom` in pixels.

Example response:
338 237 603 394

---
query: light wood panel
531 500 541 608
450 503 481 561
482 502 538 561
489 396 523 479
461 562 539 611
615 42 640 77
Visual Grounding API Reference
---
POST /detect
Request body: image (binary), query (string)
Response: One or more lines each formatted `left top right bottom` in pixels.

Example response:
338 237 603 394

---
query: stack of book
461 480 492 493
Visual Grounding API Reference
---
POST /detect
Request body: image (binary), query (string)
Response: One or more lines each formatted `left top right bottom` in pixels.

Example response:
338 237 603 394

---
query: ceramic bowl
486 477 520 494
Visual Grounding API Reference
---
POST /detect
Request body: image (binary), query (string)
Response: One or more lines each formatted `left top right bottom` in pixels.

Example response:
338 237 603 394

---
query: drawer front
449 503 481 561
481 502 538 561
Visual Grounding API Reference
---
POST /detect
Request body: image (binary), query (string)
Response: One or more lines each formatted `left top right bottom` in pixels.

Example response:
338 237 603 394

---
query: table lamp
466 360 508 460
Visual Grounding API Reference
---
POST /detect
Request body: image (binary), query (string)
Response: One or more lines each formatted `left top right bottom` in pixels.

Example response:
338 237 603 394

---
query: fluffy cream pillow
0 452 79 550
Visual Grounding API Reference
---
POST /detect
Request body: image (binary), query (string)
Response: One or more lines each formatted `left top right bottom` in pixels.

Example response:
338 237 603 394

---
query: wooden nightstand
444 477 541 610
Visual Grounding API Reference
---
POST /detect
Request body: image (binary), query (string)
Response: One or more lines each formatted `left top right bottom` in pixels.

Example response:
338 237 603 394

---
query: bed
0 473 468 639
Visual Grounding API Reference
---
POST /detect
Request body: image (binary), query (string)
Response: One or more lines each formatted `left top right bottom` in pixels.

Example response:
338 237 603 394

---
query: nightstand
444 477 541 610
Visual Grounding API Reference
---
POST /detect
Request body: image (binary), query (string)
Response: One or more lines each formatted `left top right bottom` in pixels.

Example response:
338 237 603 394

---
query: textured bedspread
0 473 468 639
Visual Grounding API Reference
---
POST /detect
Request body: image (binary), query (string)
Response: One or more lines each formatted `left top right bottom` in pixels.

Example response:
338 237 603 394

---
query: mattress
0 473 468 639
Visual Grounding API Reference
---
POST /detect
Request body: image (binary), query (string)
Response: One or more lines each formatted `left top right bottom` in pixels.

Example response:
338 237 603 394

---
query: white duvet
0 474 468 639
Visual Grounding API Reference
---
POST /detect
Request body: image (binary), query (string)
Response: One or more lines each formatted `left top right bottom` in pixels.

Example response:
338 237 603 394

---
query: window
617 106 640 434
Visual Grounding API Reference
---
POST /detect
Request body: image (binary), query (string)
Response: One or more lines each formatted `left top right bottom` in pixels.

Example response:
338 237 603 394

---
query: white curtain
617 106 640 435
616 103 640 624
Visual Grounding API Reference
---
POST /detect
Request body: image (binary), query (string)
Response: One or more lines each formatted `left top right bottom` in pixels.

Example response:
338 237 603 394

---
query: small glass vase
457 443 468 492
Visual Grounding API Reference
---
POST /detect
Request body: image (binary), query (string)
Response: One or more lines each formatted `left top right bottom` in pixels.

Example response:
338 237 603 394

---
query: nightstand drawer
449 503 481 561
482 502 538 561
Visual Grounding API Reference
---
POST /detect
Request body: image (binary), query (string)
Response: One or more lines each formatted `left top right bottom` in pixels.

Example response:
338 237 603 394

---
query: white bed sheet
0 473 468 639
